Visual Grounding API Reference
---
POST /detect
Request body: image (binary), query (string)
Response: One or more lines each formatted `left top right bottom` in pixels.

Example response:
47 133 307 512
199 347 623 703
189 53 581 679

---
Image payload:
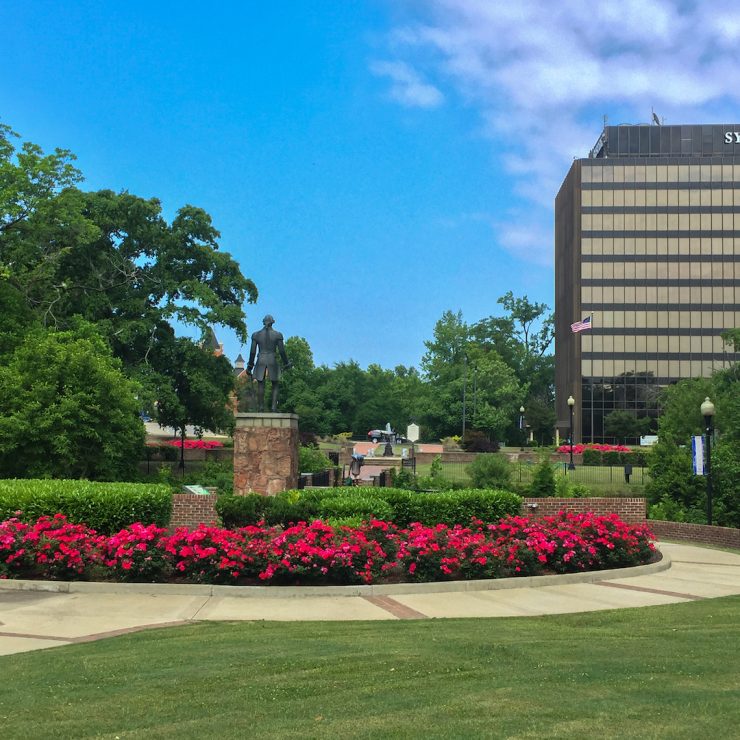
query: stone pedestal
233 413 299 496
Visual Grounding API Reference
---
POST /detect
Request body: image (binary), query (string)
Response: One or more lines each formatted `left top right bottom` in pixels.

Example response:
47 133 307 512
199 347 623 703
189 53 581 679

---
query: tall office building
555 123 740 443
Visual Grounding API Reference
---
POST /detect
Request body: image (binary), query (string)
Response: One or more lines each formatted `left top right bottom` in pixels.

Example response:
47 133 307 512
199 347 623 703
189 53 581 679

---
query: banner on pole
692 435 705 476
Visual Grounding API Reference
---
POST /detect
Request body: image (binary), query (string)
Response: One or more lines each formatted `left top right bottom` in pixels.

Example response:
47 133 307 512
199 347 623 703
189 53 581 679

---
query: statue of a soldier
246 315 291 412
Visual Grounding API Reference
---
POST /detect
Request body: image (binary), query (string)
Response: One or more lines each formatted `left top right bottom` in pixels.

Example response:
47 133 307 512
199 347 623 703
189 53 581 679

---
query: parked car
367 428 406 444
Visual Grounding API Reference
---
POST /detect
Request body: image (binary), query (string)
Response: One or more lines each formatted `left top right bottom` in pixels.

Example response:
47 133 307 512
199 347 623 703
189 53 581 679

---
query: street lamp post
701 397 715 526
462 354 467 440
567 396 576 471
519 406 525 449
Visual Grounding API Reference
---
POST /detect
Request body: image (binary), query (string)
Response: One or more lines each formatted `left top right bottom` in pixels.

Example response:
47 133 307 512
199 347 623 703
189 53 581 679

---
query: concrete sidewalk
1 542 739 656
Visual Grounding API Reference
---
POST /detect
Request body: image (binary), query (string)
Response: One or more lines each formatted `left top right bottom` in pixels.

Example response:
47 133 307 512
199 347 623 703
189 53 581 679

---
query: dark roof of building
202 326 221 352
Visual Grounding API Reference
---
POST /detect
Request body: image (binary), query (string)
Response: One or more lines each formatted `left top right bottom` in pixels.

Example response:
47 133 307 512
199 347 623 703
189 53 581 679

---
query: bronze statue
246 315 291 412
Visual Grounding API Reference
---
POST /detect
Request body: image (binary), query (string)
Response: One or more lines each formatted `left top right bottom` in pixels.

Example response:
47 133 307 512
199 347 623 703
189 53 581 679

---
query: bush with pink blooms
100 523 171 581
0 512 656 585
163 439 224 449
557 443 633 454
1 514 99 580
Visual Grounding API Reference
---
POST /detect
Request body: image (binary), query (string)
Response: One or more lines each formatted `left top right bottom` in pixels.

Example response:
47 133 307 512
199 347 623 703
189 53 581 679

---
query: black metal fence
432 461 648 488
297 460 649 490
514 463 648 486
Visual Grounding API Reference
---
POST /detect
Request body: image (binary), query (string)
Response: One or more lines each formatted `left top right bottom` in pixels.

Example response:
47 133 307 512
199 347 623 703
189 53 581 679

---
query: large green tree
647 369 739 527
419 310 469 439
0 322 144 480
469 293 555 442
420 310 526 441
1 123 258 444
153 336 236 470
471 291 554 402
279 337 325 433
1 124 256 345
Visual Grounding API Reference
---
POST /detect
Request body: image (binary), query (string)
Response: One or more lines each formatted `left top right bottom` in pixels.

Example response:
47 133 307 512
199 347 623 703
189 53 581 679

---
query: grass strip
1 596 738 738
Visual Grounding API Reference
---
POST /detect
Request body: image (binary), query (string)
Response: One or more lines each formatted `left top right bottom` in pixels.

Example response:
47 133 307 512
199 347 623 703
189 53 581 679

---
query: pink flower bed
557 443 633 454
162 439 224 449
0 513 655 586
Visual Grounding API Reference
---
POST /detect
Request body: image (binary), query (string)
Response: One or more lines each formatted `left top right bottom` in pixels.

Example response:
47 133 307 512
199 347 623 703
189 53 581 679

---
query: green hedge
319 495 394 522
216 487 522 528
582 449 602 466
629 450 648 466
581 449 649 467
602 450 622 466
0 479 173 534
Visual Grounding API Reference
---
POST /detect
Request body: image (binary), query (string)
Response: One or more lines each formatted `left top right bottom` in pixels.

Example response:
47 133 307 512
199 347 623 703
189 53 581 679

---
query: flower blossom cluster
162 439 224 449
557 443 633 454
0 512 655 585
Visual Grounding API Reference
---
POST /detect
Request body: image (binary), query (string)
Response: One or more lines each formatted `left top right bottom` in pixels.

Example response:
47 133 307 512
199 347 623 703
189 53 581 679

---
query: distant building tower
555 123 740 443
233 353 247 378
201 327 224 357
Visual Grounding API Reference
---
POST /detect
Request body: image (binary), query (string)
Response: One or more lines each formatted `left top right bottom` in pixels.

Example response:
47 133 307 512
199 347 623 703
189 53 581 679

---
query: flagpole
590 312 595 444
569 312 594 447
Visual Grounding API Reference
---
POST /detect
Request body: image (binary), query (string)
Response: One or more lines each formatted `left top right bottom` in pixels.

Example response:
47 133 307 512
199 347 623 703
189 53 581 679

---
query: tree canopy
275 297 555 444
647 364 739 527
0 123 257 456
1 122 560 467
0 322 144 479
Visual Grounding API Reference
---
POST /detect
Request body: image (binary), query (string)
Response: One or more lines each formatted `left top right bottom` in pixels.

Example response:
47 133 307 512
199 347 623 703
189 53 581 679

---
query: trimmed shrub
630 450 648 467
216 487 522 528
603 450 622 466
216 493 271 528
529 460 556 498
390 489 521 527
570 484 592 498
0 479 172 534
466 454 512 489
461 430 499 453
388 467 417 490
299 445 333 474
582 448 602 466
555 475 572 498
319 495 394 522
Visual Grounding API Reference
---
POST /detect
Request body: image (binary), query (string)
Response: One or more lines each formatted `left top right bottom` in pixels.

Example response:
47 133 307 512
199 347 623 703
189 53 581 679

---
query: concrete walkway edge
0 552 672 599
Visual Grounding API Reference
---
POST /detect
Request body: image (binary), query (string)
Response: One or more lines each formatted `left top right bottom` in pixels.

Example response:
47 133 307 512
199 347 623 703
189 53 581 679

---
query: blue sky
3 1 739 369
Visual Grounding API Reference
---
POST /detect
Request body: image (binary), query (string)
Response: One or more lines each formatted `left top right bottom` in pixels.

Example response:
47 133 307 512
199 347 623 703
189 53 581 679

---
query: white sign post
406 423 420 474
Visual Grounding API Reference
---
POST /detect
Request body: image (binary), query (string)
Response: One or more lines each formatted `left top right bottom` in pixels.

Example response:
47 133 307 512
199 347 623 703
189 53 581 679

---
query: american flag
571 315 592 333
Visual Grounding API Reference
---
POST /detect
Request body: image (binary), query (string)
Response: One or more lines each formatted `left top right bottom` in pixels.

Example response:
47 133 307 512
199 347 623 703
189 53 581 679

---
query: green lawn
411 460 647 495
1 597 739 738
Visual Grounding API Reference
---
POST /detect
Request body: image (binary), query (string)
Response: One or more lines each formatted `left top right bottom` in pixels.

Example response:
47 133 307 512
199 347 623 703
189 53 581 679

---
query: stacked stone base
233 412 299 496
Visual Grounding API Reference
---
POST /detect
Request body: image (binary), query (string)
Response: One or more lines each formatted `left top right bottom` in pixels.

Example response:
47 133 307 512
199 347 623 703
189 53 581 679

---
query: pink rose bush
0 513 655 585
100 523 171 581
0 514 99 580
163 439 224 449
557 443 633 454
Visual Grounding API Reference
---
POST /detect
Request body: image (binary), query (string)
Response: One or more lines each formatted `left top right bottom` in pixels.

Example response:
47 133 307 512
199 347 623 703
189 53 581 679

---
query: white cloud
370 60 444 109
379 0 740 264
497 220 554 266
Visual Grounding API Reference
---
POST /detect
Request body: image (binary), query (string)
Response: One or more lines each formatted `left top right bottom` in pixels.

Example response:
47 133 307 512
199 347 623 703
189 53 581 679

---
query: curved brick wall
649 520 740 549
521 497 646 523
